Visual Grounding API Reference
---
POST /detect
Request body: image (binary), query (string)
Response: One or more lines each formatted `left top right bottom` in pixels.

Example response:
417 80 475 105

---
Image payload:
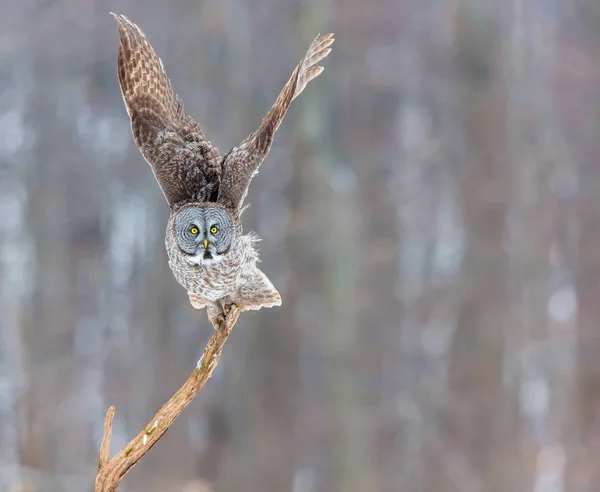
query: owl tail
188 292 207 310
239 269 282 311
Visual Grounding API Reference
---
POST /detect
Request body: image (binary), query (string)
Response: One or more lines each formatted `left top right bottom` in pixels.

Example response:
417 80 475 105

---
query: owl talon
210 303 241 332
223 304 241 331
210 313 226 331
220 300 235 316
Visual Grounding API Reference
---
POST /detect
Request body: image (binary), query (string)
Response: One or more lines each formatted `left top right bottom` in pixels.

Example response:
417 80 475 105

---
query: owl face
173 205 235 265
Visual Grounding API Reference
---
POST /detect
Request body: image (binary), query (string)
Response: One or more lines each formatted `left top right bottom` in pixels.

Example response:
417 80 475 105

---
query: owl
112 14 333 330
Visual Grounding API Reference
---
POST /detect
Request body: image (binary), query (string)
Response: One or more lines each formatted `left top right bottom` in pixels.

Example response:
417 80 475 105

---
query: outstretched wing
217 33 334 210
112 13 221 207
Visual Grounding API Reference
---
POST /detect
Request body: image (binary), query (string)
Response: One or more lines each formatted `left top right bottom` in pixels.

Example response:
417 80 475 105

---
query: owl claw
210 312 224 330
210 302 241 332
223 304 241 331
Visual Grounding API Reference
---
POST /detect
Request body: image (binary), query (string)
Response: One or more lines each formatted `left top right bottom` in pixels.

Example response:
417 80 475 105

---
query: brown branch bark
98 406 115 471
95 305 241 492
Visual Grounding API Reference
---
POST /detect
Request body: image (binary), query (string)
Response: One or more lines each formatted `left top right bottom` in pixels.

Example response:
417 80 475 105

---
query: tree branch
95 305 241 492
98 406 115 471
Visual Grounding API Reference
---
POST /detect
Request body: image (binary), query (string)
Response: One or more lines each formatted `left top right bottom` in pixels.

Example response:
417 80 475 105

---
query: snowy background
1 0 599 491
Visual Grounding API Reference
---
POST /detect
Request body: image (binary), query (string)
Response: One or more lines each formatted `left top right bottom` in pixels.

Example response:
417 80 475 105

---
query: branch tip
98 406 115 470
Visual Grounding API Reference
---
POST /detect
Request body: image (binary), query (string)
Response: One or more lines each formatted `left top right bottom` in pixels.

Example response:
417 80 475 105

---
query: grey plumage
112 13 333 328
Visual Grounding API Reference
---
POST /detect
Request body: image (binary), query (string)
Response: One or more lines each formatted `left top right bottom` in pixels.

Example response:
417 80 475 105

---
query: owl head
172 204 238 265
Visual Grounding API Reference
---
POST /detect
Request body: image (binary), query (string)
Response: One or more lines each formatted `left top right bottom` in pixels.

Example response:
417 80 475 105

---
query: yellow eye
210 226 218 234
190 226 199 235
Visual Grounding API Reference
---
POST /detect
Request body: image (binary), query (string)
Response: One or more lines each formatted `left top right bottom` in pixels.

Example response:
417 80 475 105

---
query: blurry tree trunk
21 42 72 476
0 51 32 492
443 2 520 491
573 1 600 489
504 2 575 491
325 1 399 491
575 166 600 491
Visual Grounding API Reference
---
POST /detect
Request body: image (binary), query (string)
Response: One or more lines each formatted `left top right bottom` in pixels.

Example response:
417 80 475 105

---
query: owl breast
165 231 258 302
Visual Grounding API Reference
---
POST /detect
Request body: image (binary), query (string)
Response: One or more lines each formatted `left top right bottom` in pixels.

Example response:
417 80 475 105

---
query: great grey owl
112 14 333 330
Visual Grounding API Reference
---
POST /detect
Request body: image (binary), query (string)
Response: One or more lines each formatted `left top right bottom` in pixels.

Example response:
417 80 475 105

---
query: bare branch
95 305 241 492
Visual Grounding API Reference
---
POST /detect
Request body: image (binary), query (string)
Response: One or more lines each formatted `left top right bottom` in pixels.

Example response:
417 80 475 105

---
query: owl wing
217 33 334 210
112 13 222 207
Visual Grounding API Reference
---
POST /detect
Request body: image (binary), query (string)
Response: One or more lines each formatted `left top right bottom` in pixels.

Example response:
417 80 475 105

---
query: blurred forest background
1 0 600 491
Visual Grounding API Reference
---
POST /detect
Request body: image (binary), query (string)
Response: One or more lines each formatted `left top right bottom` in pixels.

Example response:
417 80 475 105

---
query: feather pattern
112 14 332 326
217 33 335 210
112 13 221 207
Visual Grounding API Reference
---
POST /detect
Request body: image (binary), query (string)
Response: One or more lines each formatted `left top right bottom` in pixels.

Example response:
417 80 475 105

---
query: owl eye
210 226 219 235
190 226 199 235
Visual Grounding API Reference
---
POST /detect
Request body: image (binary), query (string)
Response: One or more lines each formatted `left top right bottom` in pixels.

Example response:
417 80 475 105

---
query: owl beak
202 239 209 250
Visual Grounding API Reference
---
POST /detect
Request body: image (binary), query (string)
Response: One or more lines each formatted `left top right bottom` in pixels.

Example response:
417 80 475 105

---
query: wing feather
112 13 221 206
217 33 334 210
